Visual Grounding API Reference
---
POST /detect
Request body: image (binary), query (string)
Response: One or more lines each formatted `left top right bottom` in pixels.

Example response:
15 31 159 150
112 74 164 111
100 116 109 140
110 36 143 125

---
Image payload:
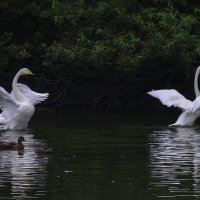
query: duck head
18 136 25 144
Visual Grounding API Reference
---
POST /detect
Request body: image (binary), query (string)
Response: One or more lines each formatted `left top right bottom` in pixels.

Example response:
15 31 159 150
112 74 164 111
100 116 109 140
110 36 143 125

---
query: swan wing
147 89 192 110
14 83 49 105
0 87 19 119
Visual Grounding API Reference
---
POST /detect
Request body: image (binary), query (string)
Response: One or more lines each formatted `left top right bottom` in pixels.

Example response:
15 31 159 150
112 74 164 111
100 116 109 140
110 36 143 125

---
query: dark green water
1 110 200 199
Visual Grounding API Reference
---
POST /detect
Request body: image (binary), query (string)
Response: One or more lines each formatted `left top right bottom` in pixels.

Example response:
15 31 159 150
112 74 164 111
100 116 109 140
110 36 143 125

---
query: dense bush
0 0 200 109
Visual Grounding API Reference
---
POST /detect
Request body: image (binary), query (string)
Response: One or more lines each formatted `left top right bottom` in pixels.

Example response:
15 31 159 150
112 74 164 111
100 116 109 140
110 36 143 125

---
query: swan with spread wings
0 68 49 130
147 66 200 127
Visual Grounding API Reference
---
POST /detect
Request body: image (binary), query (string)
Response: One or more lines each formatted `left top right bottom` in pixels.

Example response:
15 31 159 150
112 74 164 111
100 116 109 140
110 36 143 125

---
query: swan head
19 68 33 76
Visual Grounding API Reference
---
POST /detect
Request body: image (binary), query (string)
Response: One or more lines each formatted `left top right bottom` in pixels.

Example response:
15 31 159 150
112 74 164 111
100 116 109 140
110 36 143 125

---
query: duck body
0 136 25 150
35 147 53 155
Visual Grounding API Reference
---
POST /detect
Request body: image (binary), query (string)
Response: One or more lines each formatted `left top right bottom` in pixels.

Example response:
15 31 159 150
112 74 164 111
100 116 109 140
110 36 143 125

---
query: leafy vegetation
0 0 200 110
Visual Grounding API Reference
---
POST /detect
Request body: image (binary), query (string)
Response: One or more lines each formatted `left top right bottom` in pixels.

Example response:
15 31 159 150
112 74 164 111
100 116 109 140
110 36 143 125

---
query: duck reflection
149 127 200 197
0 130 49 199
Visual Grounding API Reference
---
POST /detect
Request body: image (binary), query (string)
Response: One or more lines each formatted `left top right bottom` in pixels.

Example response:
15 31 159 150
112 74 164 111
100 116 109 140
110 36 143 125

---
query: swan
147 66 200 127
0 68 49 130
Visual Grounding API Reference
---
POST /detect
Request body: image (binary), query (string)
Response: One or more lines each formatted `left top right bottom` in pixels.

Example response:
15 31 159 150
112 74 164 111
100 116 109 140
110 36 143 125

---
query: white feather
147 89 192 110
147 67 200 126
11 83 49 105
189 96 200 113
147 88 200 126
0 68 49 130
0 87 19 121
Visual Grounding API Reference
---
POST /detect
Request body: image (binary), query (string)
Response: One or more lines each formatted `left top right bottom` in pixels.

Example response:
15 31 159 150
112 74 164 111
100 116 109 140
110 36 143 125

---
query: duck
35 147 53 155
0 68 49 130
0 136 25 150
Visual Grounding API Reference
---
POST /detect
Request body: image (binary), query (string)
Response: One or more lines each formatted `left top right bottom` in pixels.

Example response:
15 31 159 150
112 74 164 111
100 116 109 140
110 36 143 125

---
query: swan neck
12 72 20 90
194 67 200 97
12 71 25 101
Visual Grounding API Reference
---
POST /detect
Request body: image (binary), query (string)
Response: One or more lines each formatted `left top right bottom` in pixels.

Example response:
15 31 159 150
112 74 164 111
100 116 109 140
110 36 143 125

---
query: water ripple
0 130 49 199
149 127 200 198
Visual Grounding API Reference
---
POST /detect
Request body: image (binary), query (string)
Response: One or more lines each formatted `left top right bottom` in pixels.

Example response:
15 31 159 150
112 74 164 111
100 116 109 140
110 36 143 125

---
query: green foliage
0 0 200 83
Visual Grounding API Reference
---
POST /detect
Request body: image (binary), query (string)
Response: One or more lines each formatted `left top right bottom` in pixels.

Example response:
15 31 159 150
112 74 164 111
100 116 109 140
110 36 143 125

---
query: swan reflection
0 130 49 199
149 127 200 197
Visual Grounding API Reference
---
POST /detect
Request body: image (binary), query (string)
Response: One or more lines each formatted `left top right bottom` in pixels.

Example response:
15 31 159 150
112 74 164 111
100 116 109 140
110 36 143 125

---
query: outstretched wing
147 89 192 110
0 87 19 120
15 83 49 105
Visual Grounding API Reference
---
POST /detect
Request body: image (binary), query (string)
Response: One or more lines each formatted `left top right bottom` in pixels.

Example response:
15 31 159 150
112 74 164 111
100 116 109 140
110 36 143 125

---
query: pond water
1 110 200 199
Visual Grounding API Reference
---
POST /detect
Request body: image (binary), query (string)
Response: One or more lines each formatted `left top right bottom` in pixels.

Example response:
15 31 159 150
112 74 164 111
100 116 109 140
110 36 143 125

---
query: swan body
0 68 49 130
147 66 200 127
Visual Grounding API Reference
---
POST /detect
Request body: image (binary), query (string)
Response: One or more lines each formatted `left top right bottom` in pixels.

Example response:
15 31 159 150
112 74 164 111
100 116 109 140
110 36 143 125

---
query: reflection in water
149 127 200 198
0 130 49 199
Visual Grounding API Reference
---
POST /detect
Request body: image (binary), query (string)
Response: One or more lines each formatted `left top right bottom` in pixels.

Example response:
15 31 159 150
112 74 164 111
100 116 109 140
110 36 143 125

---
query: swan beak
27 70 35 76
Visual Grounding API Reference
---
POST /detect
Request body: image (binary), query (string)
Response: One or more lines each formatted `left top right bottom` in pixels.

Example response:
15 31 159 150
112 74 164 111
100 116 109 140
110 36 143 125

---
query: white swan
0 68 49 130
147 66 200 127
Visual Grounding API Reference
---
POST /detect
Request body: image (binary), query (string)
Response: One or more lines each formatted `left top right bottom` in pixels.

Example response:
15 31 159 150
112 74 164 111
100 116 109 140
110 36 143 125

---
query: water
1 110 200 199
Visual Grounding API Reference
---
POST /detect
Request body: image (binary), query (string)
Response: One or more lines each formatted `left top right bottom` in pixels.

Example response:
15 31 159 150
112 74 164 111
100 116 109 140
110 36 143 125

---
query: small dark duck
0 136 25 150
35 147 53 155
